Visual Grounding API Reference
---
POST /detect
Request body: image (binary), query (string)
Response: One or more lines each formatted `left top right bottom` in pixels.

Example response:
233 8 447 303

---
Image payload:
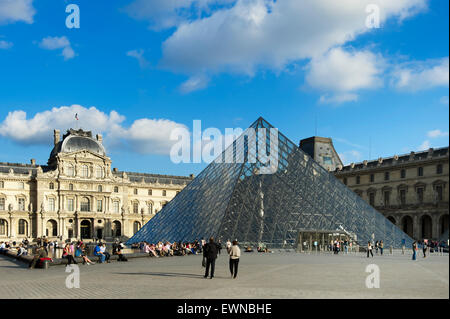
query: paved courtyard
0 251 448 299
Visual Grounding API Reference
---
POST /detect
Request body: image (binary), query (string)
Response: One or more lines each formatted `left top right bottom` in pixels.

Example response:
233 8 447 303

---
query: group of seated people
0 241 12 253
244 244 270 253
138 240 203 257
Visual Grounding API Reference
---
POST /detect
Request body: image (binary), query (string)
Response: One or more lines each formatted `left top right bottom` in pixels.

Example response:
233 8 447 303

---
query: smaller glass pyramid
127 117 414 249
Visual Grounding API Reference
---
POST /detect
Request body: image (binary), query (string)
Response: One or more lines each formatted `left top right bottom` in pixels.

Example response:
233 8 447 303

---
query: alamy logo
365 264 380 288
65 264 80 289
66 4 80 29
170 120 279 174
365 4 380 29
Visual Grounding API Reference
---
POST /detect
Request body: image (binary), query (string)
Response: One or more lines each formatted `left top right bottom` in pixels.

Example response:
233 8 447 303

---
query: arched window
134 188 138 195
69 183 74 191
18 219 28 236
112 221 121 237
82 165 89 178
114 186 119 193
162 190 167 196
98 185 103 192
46 219 57 237
49 182 54 190
133 221 141 233
0 219 8 236
80 197 90 212
0 198 5 211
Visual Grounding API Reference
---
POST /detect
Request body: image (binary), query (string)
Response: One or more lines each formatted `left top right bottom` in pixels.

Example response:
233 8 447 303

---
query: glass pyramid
127 117 414 249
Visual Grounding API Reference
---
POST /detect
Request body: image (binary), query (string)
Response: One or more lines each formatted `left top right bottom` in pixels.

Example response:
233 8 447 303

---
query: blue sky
0 0 448 176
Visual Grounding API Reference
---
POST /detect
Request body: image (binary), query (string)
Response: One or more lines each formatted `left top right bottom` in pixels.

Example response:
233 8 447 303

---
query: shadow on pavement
113 272 210 279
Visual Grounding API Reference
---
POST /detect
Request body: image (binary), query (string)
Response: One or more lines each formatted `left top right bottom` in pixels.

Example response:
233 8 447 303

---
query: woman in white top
229 240 241 279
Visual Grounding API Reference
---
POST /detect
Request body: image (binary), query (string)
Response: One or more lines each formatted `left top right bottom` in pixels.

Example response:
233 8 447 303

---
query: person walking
203 237 218 279
367 241 373 258
379 240 384 256
226 239 232 254
422 240 427 258
229 240 241 279
412 241 418 260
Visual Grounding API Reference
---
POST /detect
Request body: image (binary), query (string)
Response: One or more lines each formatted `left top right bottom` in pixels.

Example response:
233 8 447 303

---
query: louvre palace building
331 146 449 242
0 129 193 243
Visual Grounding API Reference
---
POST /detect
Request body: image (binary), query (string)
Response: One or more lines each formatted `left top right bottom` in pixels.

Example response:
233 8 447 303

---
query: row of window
0 181 25 189
343 164 444 186
65 164 105 178
1 181 175 198
50 182 171 196
0 219 28 236
0 197 165 213
358 184 445 207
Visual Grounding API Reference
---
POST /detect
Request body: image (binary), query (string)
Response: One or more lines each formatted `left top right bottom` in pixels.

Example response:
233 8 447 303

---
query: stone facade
0 129 193 243
333 147 449 241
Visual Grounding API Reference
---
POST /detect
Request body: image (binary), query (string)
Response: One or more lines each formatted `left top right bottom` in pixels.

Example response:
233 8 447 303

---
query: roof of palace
335 146 449 174
50 129 106 160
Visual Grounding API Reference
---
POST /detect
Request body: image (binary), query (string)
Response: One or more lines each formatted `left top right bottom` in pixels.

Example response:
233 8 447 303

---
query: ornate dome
49 129 106 163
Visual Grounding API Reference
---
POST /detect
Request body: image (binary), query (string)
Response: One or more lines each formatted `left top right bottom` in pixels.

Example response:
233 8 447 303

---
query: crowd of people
133 238 223 257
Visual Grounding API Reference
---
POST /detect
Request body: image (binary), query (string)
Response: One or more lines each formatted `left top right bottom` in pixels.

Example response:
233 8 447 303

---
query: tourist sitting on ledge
113 242 128 262
29 246 48 269
0 241 9 253
16 244 27 257
245 246 254 252
94 243 107 263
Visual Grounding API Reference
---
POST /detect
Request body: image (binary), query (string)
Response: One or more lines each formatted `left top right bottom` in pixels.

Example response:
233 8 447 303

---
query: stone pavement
0 251 448 299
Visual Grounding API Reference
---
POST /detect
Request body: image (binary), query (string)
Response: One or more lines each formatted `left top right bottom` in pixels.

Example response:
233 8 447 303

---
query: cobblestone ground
0 251 448 299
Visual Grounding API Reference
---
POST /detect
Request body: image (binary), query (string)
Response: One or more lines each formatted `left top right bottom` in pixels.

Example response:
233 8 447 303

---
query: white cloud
0 39 12 49
0 105 188 156
154 0 426 91
123 0 235 31
0 0 35 25
339 150 363 165
427 130 449 139
179 74 210 93
39 36 76 60
418 140 431 151
126 49 149 68
390 57 449 91
307 47 384 103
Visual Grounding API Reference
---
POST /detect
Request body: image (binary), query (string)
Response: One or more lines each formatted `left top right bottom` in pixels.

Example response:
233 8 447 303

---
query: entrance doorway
80 220 91 239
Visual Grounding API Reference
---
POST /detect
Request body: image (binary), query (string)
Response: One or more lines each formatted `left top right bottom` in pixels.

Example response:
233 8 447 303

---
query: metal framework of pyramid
127 117 414 249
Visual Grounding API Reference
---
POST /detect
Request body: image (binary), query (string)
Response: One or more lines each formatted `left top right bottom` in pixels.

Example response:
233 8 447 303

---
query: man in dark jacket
203 237 218 279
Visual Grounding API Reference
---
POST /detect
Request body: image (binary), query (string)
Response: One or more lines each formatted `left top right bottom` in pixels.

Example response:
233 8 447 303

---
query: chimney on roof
54 129 60 146
189 174 195 179
96 134 103 144
113 168 118 173
30 159 36 166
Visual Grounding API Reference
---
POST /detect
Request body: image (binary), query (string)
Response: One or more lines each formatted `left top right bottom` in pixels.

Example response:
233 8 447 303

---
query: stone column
413 215 420 240
432 214 440 241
